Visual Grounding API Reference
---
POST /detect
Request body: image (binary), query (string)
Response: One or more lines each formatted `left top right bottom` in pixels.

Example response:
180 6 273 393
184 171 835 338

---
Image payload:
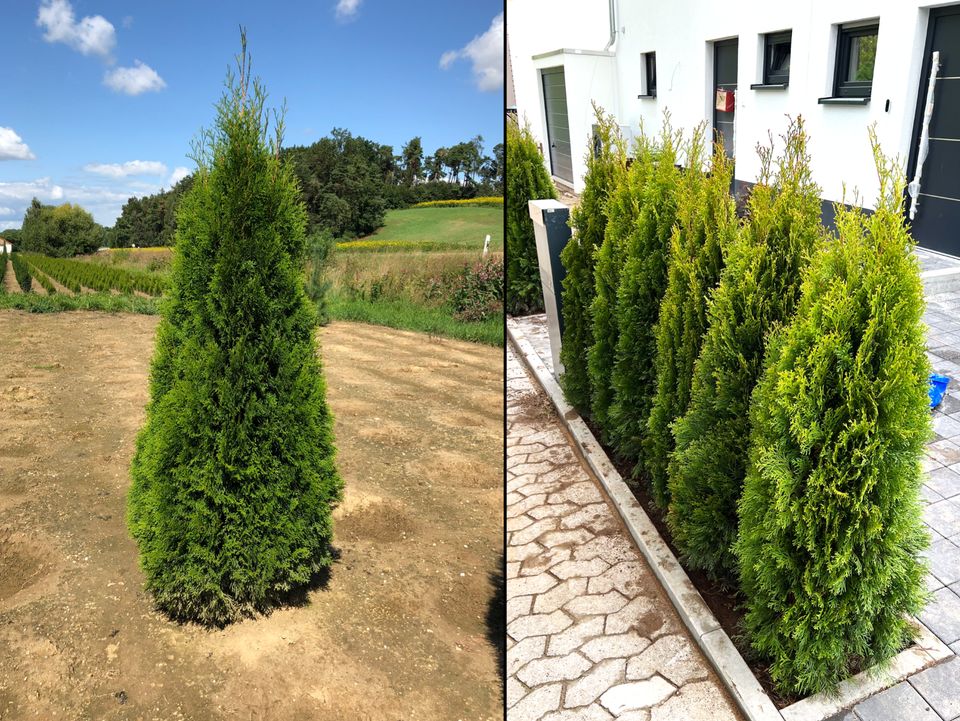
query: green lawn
337 206 503 253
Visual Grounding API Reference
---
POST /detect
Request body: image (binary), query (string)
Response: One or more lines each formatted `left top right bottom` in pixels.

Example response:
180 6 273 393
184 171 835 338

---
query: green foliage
450 256 503 322
607 120 682 466
128 37 342 626
588 132 654 442
0 290 158 314
736 132 929 695
559 105 626 413
20 199 104 257
668 117 824 579
644 132 736 506
11 253 31 292
506 117 557 315
305 231 336 325
21 253 167 296
109 175 195 248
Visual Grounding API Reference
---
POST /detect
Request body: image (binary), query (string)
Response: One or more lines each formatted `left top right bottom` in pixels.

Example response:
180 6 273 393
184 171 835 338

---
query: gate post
528 199 571 376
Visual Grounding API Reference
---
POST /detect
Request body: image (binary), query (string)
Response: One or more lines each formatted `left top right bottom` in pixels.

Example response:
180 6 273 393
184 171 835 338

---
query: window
835 23 878 98
643 52 656 97
763 31 791 85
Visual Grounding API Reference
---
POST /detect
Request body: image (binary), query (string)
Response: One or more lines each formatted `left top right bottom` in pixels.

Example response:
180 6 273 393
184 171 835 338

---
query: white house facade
507 0 960 256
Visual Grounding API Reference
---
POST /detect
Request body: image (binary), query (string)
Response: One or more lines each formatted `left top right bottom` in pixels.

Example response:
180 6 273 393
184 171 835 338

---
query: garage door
542 68 573 183
909 5 960 256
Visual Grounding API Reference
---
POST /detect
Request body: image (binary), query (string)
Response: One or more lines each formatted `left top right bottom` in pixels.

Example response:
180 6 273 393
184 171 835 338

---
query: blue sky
0 0 504 228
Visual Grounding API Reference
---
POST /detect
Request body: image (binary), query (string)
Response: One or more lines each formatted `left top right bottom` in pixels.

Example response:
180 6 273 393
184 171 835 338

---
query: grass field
337 207 503 253
7 204 504 345
324 206 504 345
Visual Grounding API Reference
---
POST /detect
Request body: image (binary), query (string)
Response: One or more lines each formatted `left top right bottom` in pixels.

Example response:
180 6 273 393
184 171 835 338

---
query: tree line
1 129 503 255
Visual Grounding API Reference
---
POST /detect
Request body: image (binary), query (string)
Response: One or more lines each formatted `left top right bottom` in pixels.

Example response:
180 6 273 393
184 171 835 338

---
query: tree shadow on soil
485 551 506 687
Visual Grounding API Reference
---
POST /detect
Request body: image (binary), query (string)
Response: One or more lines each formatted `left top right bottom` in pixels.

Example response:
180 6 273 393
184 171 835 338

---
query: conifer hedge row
11 253 32 293
506 117 557 315
556 113 930 694
21 253 167 296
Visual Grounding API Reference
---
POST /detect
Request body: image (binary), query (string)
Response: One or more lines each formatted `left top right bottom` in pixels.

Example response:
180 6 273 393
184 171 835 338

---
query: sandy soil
0 312 504 721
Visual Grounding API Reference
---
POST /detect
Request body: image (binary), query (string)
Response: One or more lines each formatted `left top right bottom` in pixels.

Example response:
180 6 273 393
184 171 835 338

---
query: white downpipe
909 50 940 221
604 0 617 51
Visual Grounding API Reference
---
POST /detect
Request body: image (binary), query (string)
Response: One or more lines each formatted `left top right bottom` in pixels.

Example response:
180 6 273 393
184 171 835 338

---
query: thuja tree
506 117 557 315
607 119 681 465
559 105 626 412
128 37 343 625
588 131 654 441
668 117 822 579
736 134 929 695
644 131 737 507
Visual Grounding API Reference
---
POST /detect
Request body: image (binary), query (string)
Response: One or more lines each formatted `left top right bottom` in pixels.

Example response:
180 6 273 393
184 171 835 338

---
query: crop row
10 254 32 293
22 253 167 296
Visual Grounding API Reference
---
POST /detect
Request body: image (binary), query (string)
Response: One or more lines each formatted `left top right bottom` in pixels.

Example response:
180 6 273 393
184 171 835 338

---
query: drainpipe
604 0 617 51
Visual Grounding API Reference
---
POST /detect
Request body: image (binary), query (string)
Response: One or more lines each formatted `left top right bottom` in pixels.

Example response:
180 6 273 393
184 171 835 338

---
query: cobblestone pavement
513 291 960 720
507 345 743 721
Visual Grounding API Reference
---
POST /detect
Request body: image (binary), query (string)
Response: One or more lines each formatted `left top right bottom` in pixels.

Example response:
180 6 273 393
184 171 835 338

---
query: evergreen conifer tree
128 36 343 626
607 119 681 464
667 118 822 578
644 131 736 507
559 106 626 412
588 131 654 441
506 117 558 315
735 133 929 695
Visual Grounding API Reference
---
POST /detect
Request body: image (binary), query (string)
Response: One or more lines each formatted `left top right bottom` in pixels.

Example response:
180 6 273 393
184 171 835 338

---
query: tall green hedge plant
128 37 343 625
668 118 823 578
559 105 626 412
644 131 736 506
736 132 929 695
506 118 557 315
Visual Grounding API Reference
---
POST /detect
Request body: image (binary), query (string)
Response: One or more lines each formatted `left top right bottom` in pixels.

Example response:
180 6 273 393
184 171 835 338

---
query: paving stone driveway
512 285 960 721
507 346 742 721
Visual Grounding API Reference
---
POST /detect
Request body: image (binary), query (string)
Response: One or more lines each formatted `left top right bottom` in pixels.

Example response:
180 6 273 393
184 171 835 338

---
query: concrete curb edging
507 318 953 721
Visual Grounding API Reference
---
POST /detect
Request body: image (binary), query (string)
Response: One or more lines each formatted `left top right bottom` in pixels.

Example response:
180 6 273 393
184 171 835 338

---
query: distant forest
108 129 503 248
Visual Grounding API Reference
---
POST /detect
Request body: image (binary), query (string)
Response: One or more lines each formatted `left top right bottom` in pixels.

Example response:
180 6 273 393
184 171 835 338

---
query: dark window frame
834 23 879 98
763 31 791 85
644 52 657 97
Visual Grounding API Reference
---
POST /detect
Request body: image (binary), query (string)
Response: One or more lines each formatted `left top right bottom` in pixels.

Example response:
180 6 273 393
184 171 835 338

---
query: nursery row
21 253 167 296
556 109 930 696
11 253 32 293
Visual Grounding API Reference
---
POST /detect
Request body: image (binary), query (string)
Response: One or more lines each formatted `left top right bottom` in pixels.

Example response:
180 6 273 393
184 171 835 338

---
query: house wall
509 0 952 205
507 0 610 188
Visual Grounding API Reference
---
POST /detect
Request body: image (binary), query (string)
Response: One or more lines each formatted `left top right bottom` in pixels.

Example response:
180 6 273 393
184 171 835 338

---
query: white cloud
439 12 503 92
0 176 156 226
103 60 166 95
0 207 14 216
0 127 36 161
36 0 116 58
84 160 168 178
335 0 361 20
169 166 190 186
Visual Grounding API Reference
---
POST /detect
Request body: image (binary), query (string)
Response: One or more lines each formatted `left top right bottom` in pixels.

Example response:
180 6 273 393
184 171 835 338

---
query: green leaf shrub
560 105 626 413
506 118 557 315
127 36 342 626
588 131 654 442
644 130 737 506
668 117 823 578
735 133 930 695
607 119 681 466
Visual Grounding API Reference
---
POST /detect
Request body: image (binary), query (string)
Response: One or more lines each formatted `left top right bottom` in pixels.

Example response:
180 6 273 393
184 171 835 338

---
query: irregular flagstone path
507 345 743 721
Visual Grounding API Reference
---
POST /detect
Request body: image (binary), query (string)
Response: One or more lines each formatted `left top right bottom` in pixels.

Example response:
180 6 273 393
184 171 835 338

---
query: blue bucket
930 373 950 409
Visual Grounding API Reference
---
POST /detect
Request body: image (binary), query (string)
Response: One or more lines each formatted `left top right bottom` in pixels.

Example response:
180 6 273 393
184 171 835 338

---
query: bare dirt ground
0 312 504 721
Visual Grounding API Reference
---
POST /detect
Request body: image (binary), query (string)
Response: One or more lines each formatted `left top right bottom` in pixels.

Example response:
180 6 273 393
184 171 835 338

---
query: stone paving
511 288 960 720
507 345 743 721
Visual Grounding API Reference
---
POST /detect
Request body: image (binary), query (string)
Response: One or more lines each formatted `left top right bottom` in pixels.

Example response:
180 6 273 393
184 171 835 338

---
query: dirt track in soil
0 312 504 721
